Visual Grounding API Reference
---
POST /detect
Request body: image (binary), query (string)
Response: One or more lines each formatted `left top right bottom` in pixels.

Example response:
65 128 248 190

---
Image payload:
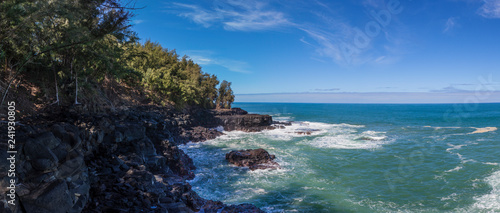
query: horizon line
234 101 500 104
234 91 500 104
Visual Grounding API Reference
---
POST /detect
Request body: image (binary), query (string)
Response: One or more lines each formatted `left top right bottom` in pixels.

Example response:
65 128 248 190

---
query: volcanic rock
226 148 280 171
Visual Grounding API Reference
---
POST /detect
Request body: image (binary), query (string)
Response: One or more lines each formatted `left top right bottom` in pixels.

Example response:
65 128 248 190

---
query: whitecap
356 131 388 141
423 126 462 130
446 143 468 152
470 170 500 211
445 166 463 173
262 122 338 141
441 193 459 201
306 135 387 149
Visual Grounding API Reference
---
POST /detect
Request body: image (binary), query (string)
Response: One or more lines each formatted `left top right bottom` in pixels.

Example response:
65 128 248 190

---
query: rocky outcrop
0 106 271 213
187 107 274 132
272 121 292 129
212 107 248 116
216 114 273 132
0 122 89 213
226 148 280 171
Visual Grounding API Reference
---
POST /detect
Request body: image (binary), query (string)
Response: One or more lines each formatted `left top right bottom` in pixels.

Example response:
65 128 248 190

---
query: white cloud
185 50 251 73
188 55 213 65
430 86 470 93
172 1 290 31
173 0 407 66
299 25 356 65
443 17 458 33
478 0 500 18
172 3 221 27
132 19 145 25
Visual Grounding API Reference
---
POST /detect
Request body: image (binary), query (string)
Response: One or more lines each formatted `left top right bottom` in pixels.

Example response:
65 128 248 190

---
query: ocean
179 103 500 212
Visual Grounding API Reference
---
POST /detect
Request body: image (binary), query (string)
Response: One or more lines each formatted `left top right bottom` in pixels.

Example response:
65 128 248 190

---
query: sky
130 0 500 103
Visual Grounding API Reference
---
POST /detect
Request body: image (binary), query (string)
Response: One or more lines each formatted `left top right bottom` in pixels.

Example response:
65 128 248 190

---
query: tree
216 80 234 109
0 0 135 106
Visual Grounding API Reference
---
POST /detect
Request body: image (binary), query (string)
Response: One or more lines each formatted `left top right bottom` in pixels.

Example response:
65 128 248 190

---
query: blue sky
131 0 500 103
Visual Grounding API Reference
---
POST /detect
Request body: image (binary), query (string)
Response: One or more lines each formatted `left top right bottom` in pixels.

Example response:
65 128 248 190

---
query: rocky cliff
0 106 271 213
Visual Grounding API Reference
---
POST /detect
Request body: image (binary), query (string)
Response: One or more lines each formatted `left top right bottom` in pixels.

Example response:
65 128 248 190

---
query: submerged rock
295 129 320 135
225 148 280 171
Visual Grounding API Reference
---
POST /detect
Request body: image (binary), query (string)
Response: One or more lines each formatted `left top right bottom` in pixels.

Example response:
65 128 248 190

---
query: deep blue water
181 103 500 212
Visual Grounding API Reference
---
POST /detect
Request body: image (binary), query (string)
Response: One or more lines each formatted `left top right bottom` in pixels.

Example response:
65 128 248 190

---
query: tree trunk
73 61 80 105
52 63 60 105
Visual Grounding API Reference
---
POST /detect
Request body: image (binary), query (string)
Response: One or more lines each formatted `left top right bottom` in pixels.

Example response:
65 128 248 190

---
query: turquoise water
180 103 500 212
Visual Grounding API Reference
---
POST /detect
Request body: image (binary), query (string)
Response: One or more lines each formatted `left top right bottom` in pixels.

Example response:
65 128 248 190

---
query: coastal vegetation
0 0 234 113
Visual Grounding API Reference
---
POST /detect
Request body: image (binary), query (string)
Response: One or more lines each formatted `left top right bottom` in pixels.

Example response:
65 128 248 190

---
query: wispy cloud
185 50 251 73
172 3 220 27
430 86 471 93
314 88 341 92
132 19 145 25
172 1 291 31
430 81 500 93
299 27 350 64
172 0 408 65
443 17 458 33
235 92 500 103
478 0 500 18
297 0 409 66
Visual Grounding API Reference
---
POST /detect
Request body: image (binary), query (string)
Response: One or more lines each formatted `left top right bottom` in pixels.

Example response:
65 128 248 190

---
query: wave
445 166 463 173
469 170 500 211
446 143 468 152
307 137 388 149
265 121 390 150
423 126 498 135
423 126 462 130
262 122 358 141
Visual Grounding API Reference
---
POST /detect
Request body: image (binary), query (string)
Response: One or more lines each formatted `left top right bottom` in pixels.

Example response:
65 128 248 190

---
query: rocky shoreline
0 106 274 213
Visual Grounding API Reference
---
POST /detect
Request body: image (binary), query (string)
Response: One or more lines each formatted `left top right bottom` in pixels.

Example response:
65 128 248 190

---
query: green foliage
126 41 222 108
0 0 235 109
216 80 235 109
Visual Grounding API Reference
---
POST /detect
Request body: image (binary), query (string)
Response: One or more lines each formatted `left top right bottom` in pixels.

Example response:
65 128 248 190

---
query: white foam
471 170 500 211
301 186 326 191
262 122 338 141
445 166 463 173
423 126 462 130
307 134 388 149
446 143 468 152
214 125 224 132
357 131 388 141
469 127 498 134
445 143 477 164
273 116 292 121
272 123 390 150
441 193 459 201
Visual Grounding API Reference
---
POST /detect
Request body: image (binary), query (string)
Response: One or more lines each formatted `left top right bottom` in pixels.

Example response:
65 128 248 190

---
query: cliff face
0 106 269 213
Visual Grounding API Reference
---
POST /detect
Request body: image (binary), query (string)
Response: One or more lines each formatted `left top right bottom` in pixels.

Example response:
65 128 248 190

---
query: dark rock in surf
273 121 292 126
295 128 320 135
225 148 280 171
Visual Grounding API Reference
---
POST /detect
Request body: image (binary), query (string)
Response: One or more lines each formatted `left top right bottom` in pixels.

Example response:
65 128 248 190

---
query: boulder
225 148 279 171
20 180 73 213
